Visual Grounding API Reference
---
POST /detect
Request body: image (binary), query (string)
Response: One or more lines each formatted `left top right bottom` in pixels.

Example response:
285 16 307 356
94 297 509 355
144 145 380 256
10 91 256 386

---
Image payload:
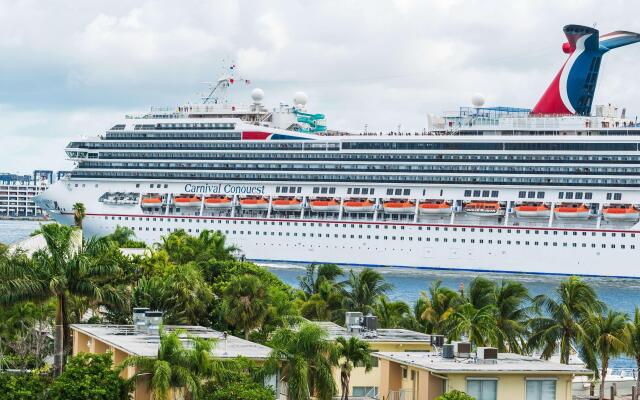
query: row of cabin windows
518 191 545 199
558 191 594 200
465 190 500 198
103 215 637 238
124 223 636 249
313 187 337 194
387 188 410 196
275 186 302 194
347 187 375 195
606 192 623 200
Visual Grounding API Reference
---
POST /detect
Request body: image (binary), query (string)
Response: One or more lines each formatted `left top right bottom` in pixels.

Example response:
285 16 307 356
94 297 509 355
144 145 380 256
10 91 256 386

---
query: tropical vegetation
2 223 640 399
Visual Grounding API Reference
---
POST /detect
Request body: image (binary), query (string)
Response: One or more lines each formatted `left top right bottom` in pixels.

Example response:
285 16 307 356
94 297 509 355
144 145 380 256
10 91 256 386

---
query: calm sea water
2 220 637 367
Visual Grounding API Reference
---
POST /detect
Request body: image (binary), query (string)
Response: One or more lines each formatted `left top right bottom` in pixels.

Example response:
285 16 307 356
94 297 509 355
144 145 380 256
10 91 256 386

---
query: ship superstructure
36 24 640 277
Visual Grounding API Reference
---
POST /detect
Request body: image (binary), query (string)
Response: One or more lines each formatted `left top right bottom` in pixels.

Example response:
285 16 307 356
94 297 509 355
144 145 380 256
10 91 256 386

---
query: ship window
277 187 282 193
403 189 410 196
465 190 472 197
297 187 302 193
354 188 361 195
518 191 526 198
321 187 328 194
395 189 402 196
585 192 592 200
527 191 535 199
606 193 612 200
565 192 573 199
330 187 336 194
491 191 498 197
362 188 369 195
386 189 393 195
482 190 489 197
614 193 622 200
473 190 481 197
136 184 140 188
575 192 583 199
289 186 296 193
537 191 545 199
558 192 564 199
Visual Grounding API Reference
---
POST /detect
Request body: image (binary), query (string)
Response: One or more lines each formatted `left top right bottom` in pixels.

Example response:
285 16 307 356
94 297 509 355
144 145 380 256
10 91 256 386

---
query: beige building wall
448 373 573 400
334 341 431 398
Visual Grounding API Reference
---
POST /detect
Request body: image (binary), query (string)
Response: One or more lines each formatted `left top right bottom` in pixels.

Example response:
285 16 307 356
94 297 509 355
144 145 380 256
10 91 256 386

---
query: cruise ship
36 24 640 278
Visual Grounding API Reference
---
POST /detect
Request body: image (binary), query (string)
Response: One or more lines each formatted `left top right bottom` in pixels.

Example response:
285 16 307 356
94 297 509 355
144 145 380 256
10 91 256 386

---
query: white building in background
0 182 48 219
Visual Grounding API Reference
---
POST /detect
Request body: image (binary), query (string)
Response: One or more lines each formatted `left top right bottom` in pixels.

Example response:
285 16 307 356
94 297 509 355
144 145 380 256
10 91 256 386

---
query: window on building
386 188 393 195
526 379 556 400
518 191 526 198
467 379 497 400
614 193 622 200
465 190 472 197
352 387 378 397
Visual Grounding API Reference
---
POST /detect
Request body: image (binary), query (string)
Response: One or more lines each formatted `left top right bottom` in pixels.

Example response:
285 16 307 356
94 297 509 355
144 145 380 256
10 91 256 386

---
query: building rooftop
374 351 593 375
315 321 432 343
71 324 272 360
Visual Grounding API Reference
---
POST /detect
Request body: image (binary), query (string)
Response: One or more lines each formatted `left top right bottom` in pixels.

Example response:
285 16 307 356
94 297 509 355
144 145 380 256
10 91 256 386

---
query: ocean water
2 220 638 367
262 262 640 369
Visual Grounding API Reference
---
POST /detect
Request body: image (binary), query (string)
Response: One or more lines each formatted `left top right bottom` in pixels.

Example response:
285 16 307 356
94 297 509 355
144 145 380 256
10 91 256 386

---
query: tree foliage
435 390 476 400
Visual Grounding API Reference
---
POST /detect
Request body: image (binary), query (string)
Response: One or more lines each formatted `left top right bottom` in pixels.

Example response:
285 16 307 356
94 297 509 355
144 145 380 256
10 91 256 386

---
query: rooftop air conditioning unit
363 315 378 331
430 335 445 347
442 344 455 359
477 347 498 360
454 341 471 358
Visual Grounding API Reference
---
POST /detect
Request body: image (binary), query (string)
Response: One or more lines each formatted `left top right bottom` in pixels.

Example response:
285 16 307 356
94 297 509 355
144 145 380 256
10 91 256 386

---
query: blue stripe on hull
250 258 640 280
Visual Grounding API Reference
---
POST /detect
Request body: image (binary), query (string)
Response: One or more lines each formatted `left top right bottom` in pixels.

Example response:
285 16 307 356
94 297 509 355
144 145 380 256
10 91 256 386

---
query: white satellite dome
251 88 264 103
293 91 308 107
471 93 486 107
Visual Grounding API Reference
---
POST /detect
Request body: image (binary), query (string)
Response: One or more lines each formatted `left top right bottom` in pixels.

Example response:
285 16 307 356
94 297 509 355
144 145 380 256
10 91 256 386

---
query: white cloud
0 0 639 173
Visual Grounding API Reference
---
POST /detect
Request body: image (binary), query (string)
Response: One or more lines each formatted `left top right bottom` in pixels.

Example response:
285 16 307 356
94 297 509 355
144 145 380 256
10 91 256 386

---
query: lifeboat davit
383 200 415 214
464 201 505 217
418 200 452 215
174 195 202 207
343 199 375 213
554 203 591 219
141 195 163 208
239 196 269 210
603 204 640 221
309 198 340 212
514 203 551 218
204 195 233 209
272 197 302 211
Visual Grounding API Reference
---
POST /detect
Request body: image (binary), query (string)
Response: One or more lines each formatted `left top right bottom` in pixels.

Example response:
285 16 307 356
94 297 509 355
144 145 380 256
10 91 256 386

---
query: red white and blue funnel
532 24 640 115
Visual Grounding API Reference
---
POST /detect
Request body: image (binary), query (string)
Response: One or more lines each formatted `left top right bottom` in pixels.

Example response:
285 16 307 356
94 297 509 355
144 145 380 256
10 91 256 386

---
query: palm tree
119 328 218 400
447 303 497 347
300 279 344 322
0 223 124 375
266 323 338 400
625 307 640 393
374 297 411 328
493 280 531 353
298 264 344 299
342 268 392 314
584 310 629 400
223 274 269 340
528 276 604 364
72 202 86 228
419 281 459 334
336 336 372 400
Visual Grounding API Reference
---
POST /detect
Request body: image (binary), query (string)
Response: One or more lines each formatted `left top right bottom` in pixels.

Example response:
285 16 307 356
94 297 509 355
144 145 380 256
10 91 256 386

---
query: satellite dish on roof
251 88 264 103
294 91 308 107
471 93 486 107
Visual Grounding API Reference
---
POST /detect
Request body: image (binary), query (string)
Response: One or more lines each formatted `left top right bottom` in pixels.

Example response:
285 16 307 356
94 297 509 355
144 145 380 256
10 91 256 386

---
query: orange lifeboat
514 202 551 218
174 195 202 207
603 204 640 221
309 198 341 212
239 196 269 210
554 203 590 219
418 200 452 215
141 195 163 208
383 199 415 214
272 197 302 211
204 195 232 209
464 201 505 217
343 198 375 213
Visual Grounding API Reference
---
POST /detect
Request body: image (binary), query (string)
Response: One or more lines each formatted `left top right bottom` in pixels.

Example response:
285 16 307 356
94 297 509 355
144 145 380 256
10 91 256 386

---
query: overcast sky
1 0 639 174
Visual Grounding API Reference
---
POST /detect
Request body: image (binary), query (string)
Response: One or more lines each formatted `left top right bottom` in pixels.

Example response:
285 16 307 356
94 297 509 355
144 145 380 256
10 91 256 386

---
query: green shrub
0 371 49 400
48 352 131 400
436 390 476 400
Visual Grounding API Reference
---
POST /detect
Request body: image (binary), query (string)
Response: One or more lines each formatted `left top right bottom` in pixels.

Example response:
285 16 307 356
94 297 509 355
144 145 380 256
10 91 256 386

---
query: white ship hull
37 179 640 279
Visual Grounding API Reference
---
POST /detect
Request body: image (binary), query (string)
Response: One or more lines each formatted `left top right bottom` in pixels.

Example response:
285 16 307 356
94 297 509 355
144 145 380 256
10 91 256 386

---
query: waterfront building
34 24 640 277
71 322 275 400
318 315 433 399
375 350 592 400
0 180 48 219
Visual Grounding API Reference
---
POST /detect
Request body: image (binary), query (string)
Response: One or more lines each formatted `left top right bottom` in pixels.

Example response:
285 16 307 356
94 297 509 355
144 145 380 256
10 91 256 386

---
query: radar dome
471 93 486 107
251 88 264 103
293 91 308 107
